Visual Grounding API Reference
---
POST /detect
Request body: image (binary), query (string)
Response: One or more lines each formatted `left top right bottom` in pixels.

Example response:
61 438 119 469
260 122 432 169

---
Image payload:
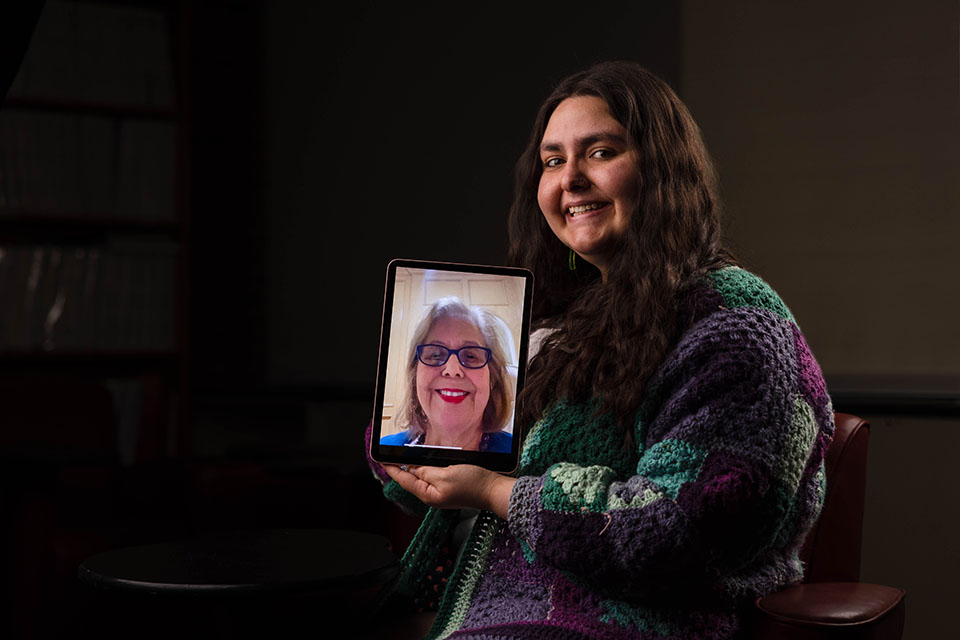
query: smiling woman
366 61 834 640
537 95 639 278
379 297 513 453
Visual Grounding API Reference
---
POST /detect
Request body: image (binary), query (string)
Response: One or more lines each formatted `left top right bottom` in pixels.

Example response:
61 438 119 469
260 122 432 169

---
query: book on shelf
34 246 63 351
106 377 144 465
77 116 116 215
0 110 176 221
0 242 177 353
115 119 177 222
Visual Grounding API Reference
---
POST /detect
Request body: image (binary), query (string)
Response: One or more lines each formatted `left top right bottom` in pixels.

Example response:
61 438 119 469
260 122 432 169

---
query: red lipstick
436 389 469 404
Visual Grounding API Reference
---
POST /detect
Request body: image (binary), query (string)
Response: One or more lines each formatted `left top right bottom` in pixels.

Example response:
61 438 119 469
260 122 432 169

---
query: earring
568 249 577 271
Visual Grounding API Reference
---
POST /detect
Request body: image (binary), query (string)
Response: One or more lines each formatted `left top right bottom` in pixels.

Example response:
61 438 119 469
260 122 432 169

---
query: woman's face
537 95 639 277
415 315 491 442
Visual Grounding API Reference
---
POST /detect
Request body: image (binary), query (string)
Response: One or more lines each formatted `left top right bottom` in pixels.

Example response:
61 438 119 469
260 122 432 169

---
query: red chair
750 412 906 638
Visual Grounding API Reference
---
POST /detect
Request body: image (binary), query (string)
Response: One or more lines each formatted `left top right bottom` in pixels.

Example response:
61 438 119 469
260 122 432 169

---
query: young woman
369 60 834 640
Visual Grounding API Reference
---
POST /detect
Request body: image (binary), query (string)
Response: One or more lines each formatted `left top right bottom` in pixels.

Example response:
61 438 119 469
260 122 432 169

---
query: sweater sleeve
364 420 429 517
506 301 834 598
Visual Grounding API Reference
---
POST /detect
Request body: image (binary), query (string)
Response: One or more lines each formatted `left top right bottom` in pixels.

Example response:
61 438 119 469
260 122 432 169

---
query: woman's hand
384 464 517 520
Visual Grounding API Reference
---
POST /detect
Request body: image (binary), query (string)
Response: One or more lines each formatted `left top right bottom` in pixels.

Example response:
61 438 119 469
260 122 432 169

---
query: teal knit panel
708 267 794 322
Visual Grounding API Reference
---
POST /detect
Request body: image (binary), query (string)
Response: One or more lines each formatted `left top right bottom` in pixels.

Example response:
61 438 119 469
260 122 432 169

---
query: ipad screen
369 259 533 472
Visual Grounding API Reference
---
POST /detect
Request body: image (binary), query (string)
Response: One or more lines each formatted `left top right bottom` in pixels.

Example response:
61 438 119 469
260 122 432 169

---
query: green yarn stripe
708 267 795 322
428 512 499 640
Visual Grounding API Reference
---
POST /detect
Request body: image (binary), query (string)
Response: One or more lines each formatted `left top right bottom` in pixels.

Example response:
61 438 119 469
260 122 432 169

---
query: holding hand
384 464 516 520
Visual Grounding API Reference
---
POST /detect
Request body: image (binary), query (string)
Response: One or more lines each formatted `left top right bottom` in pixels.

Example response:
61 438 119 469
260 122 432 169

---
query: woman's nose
561 160 589 192
442 356 465 377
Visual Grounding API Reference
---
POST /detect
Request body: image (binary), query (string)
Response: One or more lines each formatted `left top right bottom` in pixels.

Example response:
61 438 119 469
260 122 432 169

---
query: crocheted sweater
367 267 834 640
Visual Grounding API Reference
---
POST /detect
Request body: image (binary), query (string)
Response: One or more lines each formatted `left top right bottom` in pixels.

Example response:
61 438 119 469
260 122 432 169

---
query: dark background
1 1 957 638
193 0 681 455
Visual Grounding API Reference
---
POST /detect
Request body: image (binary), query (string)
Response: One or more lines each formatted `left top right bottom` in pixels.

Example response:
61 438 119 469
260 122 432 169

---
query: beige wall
681 2 960 637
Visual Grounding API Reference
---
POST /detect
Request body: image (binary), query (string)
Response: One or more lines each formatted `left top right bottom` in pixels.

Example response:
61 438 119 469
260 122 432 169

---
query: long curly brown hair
509 60 736 441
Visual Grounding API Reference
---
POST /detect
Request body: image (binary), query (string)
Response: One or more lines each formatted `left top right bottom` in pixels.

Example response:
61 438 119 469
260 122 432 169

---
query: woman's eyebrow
540 132 628 153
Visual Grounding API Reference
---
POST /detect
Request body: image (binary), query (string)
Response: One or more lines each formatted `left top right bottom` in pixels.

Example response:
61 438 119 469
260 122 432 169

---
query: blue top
380 429 512 453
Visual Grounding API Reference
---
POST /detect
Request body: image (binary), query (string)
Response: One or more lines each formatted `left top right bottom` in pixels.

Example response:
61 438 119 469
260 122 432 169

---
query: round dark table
77 529 400 638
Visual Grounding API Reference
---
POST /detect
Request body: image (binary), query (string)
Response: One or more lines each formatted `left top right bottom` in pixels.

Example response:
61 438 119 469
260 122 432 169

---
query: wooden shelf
3 95 178 120
0 350 180 375
0 213 181 242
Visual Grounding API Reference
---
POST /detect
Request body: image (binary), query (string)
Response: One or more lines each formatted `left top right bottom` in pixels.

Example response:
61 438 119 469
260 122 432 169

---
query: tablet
369 258 533 473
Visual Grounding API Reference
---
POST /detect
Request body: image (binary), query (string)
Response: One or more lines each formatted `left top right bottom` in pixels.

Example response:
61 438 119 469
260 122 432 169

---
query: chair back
798 412 869 583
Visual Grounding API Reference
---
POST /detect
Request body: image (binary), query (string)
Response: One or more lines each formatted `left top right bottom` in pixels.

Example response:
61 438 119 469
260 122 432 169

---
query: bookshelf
0 0 190 464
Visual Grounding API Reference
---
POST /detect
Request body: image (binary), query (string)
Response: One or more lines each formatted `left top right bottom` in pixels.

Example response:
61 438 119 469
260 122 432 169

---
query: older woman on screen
379 297 514 453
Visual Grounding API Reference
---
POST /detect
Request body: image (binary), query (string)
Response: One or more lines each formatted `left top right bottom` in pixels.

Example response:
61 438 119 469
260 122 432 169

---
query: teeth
567 203 604 216
439 390 467 397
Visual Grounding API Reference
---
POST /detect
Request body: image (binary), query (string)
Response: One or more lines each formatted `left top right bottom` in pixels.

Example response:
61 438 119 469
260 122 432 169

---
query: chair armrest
751 582 905 639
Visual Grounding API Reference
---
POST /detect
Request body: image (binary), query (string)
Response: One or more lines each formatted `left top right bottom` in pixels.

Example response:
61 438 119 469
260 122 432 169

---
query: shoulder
483 430 513 453
645 268 830 449
705 266 794 322
674 267 799 365
653 267 808 413
379 429 412 445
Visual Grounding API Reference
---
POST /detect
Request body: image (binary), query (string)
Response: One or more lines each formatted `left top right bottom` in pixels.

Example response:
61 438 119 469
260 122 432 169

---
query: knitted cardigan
366 267 834 640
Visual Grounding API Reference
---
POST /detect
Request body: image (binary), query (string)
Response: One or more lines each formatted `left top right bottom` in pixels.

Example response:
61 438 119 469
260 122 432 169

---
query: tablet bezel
369 258 533 473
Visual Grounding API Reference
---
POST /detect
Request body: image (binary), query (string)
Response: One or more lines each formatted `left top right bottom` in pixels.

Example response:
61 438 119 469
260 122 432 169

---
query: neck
579 252 609 282
424 425 483 450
